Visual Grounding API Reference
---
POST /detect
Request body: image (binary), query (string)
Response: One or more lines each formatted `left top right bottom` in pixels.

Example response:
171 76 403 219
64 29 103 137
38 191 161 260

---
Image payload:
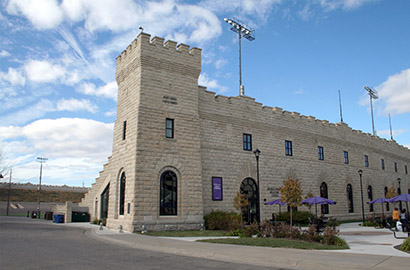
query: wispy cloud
377 68 410 115
77 81 118 101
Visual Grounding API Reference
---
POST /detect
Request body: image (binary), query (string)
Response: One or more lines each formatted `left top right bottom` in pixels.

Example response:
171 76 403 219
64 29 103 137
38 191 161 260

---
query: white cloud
316 0 377 11
0 99 54 126
78 81 118 101
376 69 410 115
200 0 281 20
6 0 64 29
56 98 98 113
199 73 228 93
25 60 65 83
1 118 114 186
377 129 405 137
0 67 26 86
298 4 313 21
0 50 11 57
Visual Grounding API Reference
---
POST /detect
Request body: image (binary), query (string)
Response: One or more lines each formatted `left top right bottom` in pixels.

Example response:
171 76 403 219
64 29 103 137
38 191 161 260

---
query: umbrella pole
315 204 317 218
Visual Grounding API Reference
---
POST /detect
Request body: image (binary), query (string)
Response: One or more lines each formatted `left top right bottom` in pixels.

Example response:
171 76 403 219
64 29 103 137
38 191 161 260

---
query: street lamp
36 157 48 218
253 149 261 224
224 17 255 96
397 178 402 211
358 169 365 224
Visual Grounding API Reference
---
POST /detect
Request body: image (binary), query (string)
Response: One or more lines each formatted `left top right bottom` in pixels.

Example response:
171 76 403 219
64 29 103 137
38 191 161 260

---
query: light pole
224 17 255 96
397 178 402 211
36 157 47 218
254 149 261 224
358 169 365 224
6 168 12 216
364 86 379 136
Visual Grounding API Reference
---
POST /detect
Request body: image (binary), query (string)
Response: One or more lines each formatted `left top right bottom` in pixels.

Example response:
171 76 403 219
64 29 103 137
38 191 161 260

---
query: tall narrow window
122 121 127 140
394 162 398 172
381 159 385 170
364 155 369 167
367 185 373 212
243 133 252 151
166 118 174 138
347 184 354 213
285 140 293 156
405 165 408 174
384 187 390 212
119 172 126 215
344 151 349 164
318 146 324 160
160 170 177 215
320 182 329 214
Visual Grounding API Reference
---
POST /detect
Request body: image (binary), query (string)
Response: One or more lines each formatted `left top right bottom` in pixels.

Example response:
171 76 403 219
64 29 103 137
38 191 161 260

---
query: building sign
267 187 280 197
212 177 223 201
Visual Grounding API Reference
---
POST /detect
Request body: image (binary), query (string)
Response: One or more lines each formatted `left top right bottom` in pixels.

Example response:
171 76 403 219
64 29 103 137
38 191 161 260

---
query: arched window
240 178 258 225
100 184 110 219
367 185 373 212
384 187 390 211
119 172 126 215
320 182 329 214
347 184 354 213
160 170 177 216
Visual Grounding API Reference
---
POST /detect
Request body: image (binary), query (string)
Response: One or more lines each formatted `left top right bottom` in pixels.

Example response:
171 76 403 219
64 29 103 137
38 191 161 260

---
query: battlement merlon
116 33 202 80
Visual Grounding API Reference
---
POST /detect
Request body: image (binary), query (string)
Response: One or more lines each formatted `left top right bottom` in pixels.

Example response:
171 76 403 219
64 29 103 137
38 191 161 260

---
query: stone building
80 33 410 232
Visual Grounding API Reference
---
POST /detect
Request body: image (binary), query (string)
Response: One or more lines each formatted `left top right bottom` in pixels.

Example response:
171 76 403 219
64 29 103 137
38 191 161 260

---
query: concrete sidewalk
24 218 410 270
67 221 409 270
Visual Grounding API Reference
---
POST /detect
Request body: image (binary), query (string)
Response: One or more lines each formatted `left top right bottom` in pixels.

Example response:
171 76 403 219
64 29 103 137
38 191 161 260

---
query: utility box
71 212 90 222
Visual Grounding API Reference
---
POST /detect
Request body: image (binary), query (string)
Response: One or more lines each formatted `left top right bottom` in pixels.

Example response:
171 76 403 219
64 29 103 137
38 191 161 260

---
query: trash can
44 212 53 220
53 214 64 223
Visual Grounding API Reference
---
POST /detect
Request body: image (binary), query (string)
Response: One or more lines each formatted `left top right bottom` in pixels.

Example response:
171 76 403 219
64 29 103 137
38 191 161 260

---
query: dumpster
72 212 90 222
53 214 64 223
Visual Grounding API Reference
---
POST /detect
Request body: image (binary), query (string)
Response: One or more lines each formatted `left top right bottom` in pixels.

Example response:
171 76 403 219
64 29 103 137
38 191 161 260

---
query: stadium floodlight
364 86 378 136
224 17 255 96
36 157 48 218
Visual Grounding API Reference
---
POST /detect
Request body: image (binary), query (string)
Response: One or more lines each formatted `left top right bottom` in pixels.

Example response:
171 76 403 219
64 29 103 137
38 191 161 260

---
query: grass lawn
198 237 350 250
144 230 228 237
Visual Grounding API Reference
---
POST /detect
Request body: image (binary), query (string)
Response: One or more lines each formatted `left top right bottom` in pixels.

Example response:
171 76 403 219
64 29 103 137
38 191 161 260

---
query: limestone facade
81 33 410 232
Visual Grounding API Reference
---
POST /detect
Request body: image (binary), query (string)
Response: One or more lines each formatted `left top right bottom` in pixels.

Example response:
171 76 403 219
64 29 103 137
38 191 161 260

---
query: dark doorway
320 182 329 214
240 178 258 225
100 184 110 220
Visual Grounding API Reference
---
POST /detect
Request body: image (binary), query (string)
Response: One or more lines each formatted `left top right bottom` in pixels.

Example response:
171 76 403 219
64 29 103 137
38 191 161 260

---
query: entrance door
240 178 258 225
100 184 110 220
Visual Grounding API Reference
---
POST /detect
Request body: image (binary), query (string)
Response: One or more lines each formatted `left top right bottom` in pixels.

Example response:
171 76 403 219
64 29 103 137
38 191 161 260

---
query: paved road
0 217 283 270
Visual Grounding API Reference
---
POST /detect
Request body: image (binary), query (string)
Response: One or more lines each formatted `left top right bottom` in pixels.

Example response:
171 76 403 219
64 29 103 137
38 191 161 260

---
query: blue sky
0 0 409 187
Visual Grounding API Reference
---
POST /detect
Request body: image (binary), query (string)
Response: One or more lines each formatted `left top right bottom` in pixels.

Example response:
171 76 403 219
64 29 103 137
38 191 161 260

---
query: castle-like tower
81 33 204 231
82 33 410 232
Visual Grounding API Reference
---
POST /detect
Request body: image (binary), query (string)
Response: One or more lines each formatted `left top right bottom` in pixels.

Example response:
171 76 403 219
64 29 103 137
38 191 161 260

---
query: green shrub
204 210 241 231
276 211 315 225
400 237 410 252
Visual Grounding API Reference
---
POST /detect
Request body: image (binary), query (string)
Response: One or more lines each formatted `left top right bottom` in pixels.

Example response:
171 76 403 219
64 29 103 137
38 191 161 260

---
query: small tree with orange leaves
233 191 248 227
280 176 302 227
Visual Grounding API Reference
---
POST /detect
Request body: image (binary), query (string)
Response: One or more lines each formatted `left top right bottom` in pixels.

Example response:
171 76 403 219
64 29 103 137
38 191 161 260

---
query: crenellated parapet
115 33 202 84
199 88 410 157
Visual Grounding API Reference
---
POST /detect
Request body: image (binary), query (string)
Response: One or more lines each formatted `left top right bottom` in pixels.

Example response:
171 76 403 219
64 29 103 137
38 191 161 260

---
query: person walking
400 209 409 232
392 207 400 230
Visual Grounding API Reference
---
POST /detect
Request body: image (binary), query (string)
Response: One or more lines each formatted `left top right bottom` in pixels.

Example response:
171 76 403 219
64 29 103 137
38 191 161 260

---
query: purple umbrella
264 199 287 205
388 194 410 211
367 197 390 217
301 196 336 205
264 198 286 215
301 196 336 217
387 194 410 203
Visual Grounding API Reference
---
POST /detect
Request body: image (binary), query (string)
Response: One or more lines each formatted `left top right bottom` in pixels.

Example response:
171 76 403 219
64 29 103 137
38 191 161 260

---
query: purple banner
212 177 223 201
